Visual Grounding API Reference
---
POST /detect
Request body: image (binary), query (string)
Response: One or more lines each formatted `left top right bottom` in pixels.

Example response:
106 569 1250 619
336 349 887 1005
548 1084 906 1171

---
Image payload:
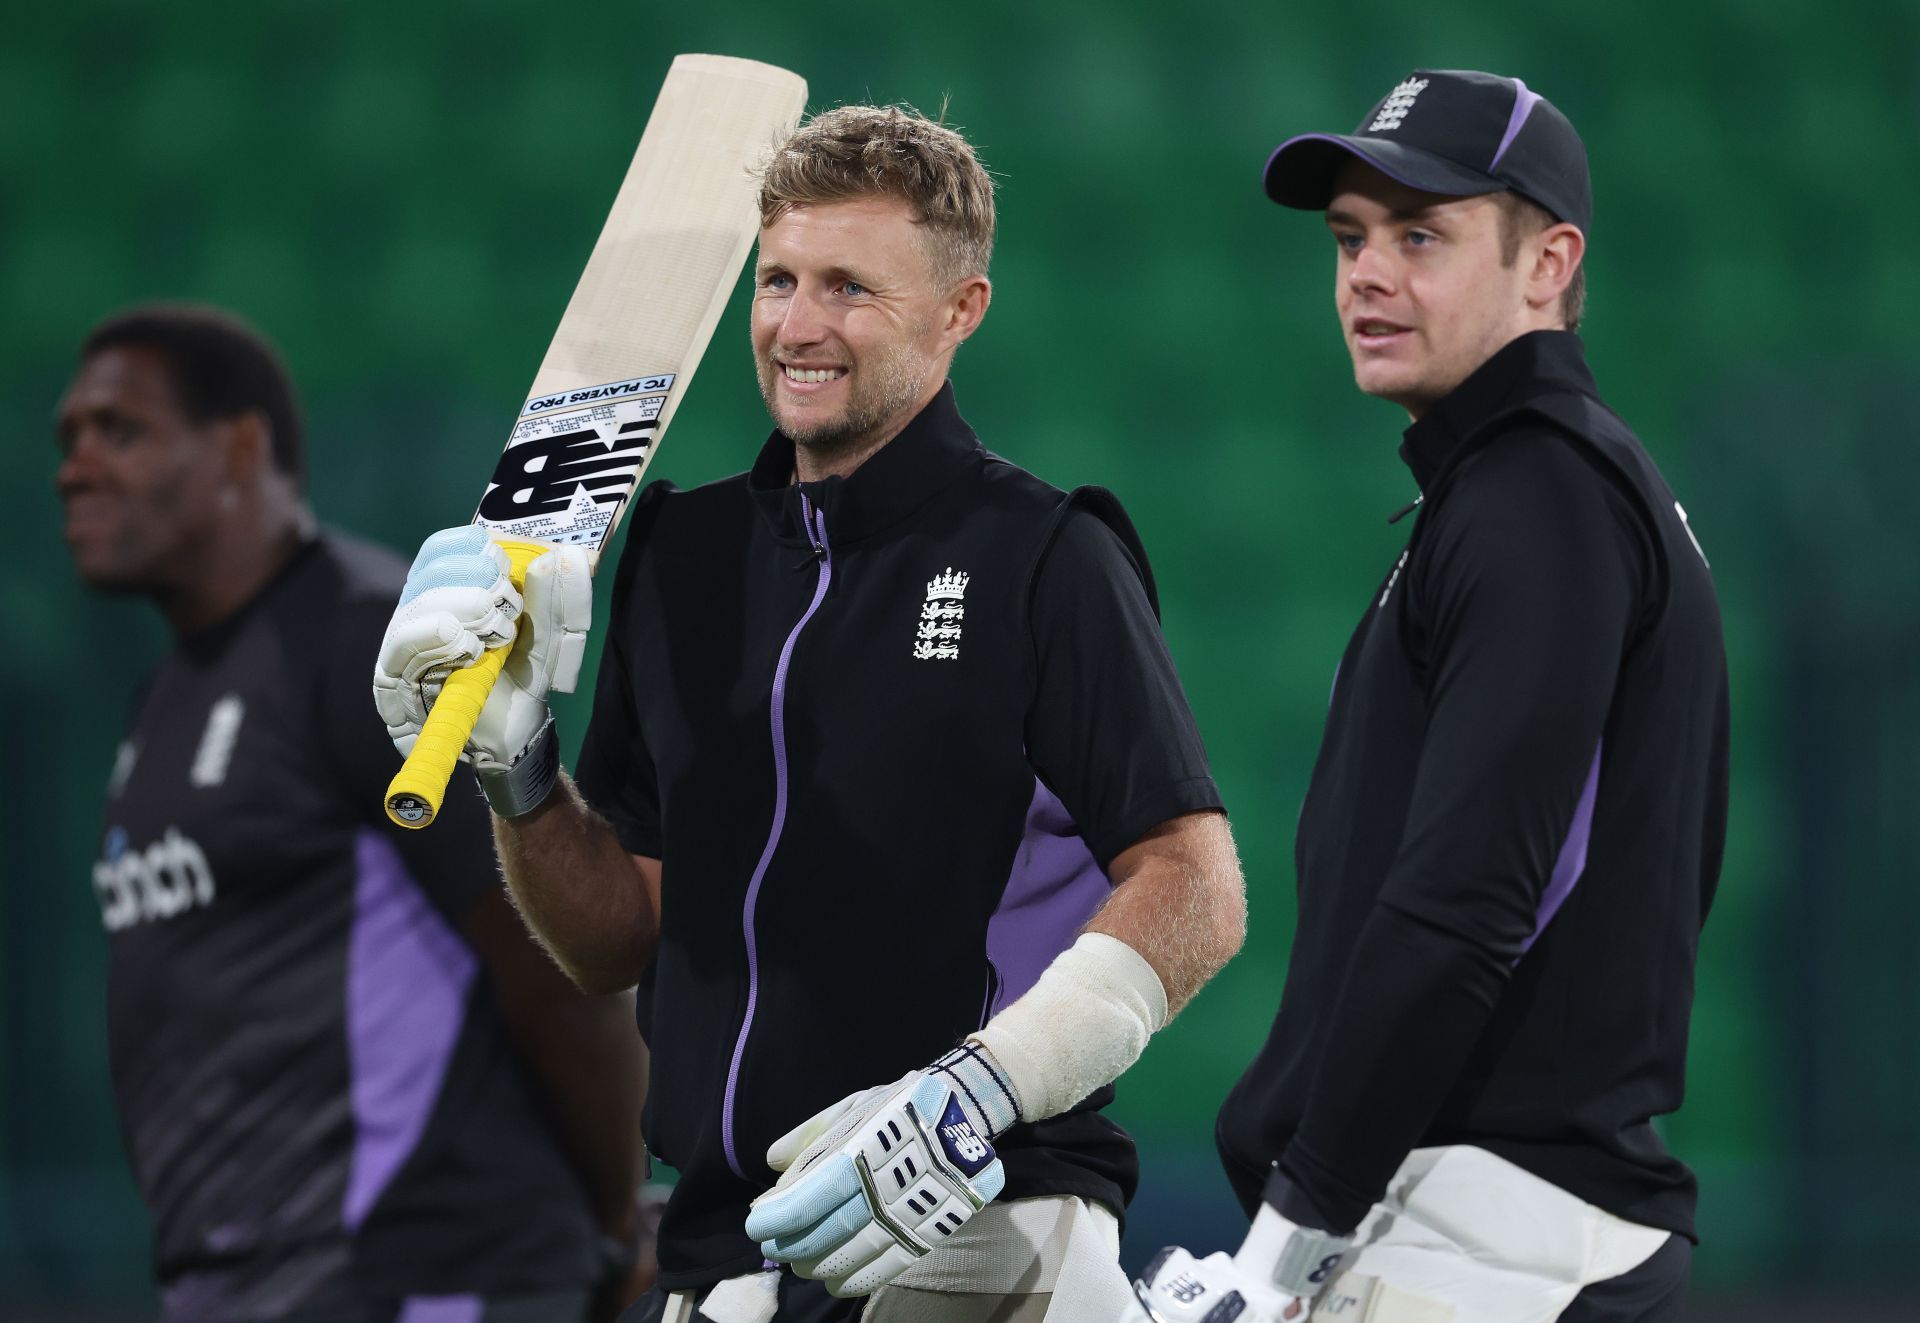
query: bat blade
386 54 807 828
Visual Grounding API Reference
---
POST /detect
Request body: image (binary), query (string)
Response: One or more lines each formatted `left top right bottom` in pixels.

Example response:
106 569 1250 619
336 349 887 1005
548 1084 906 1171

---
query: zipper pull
1387 493 1424 524
800 494 826 560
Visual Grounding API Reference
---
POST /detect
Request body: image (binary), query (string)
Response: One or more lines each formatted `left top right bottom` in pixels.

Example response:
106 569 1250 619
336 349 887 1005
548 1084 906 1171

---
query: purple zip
722 495 832 1179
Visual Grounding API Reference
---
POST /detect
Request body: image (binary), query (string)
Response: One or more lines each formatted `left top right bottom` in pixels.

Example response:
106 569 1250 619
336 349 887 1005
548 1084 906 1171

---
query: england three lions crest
914 568 968 661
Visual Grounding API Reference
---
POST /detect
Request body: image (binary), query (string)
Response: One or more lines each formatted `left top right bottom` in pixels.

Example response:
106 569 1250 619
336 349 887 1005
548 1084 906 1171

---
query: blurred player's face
1325 159 1534 419
56 346 231 593
752 194 988 467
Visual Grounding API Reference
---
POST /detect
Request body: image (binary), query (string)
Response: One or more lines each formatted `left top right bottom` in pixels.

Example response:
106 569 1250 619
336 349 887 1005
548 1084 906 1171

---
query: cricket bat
384 54 807 828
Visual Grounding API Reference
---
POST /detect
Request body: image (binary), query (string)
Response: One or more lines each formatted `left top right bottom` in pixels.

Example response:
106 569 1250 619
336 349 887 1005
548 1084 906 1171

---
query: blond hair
758 104 995 290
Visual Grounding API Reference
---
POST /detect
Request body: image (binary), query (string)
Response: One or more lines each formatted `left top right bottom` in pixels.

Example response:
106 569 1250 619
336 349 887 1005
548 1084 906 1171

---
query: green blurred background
7 0 1918 1316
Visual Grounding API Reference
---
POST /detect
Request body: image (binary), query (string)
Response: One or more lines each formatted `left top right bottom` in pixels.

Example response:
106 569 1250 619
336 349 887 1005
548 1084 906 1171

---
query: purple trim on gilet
1520 741 1602 955
397 1295 483 1323
984 778 1111 1017
722 497 833 1179
1491 78 1543 170
343 830 476 1230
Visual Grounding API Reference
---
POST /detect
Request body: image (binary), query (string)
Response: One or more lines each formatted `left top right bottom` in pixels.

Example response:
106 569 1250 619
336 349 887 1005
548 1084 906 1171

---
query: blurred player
374 106 1247 1322
58 305 652 1322
1133 71 1729 1323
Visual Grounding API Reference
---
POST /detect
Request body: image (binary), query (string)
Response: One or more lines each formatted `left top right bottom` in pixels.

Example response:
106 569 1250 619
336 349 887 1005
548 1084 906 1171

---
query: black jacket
578 384 1222 1290
1217 332 1729 1242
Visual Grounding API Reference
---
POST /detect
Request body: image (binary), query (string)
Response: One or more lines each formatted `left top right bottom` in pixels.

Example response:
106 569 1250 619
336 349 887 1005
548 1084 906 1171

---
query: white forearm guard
970 932 1169 1124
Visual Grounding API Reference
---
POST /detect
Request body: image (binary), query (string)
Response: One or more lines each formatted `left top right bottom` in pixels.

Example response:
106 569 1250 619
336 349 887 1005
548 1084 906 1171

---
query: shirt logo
189 694 245 788
913 568 969 661
93 825 217 932
107 739 139 798
1368 78 1429 132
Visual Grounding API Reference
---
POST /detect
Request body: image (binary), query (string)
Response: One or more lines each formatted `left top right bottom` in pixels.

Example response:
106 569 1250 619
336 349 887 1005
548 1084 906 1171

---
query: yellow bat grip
384 537 551 828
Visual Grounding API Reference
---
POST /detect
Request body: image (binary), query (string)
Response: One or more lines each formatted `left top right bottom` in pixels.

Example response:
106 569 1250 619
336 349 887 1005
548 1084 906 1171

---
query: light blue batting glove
744 1044 1017 1297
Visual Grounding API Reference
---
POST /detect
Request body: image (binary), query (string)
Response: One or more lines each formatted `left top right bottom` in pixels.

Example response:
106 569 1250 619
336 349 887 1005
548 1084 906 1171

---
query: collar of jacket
1397 330 1601 493
747 381 984 547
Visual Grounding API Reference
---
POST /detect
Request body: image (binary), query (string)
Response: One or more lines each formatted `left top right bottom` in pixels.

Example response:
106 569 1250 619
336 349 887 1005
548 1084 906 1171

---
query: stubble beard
759 331 935 462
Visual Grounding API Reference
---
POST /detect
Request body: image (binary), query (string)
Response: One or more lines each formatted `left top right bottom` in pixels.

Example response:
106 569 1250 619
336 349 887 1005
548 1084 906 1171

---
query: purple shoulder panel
984 777 1112 1017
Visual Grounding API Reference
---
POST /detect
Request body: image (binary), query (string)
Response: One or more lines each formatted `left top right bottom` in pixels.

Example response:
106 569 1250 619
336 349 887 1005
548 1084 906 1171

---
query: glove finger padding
399 528 522 649
753 1152 863 1242
373 612 488 735
468 545 587 775
804 1226 919 1299
764 1185 873 1264
746 1072 1006 1297
508 544 592 694
835 1243 921 1298
467 544 591 773
373 527 525 757
766 1079 902 1181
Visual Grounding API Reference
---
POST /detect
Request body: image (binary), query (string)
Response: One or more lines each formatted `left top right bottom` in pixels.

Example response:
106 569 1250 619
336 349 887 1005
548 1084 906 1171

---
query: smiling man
1131 71 1729 1323
375 106 1245 1323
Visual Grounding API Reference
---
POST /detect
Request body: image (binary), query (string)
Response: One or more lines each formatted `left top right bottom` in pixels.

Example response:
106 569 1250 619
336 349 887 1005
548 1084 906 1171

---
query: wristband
968 931 1168 1124
478 715 559 817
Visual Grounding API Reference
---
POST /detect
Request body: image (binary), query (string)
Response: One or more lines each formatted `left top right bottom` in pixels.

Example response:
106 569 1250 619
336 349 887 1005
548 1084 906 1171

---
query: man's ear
943 275 992 351
1527 222 1585 318
220 411 274 485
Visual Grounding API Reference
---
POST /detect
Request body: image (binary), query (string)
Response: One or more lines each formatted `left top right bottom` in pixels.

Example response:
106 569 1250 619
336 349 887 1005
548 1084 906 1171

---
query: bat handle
384 537 551 829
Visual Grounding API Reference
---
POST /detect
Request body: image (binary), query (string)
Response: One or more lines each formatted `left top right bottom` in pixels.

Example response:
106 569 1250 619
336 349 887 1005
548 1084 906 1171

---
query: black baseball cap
1263 69 1591 234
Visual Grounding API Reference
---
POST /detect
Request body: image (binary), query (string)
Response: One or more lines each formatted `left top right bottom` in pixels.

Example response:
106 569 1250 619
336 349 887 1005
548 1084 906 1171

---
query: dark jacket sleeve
1275 434 1653 1233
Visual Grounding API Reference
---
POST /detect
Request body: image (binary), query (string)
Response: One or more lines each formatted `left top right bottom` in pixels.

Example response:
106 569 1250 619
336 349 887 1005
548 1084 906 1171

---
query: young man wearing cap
1132 71 1728 1323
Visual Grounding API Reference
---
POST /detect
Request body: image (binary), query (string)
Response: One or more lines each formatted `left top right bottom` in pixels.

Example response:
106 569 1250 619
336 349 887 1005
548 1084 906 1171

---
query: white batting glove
1133 1204 1351 1323
372 526 590 801
744 1044 1019 1297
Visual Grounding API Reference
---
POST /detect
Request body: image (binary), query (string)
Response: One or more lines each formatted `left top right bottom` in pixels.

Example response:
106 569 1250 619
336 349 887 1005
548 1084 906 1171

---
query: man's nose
777 289 828 347
56 430 103 495
1348 243 1396 296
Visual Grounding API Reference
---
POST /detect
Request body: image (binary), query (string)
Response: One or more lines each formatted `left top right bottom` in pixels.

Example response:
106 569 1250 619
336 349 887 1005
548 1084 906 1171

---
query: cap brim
1263 134 1507 209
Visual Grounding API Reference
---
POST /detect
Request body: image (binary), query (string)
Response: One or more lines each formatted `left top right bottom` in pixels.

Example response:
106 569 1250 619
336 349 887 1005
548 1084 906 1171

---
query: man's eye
1406 230 1436 247
762 272 794 290
1334 233 1363 253
841 280 867 297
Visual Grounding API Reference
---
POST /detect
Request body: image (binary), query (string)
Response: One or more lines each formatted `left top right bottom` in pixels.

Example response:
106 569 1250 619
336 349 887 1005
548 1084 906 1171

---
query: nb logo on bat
478 425 655 521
